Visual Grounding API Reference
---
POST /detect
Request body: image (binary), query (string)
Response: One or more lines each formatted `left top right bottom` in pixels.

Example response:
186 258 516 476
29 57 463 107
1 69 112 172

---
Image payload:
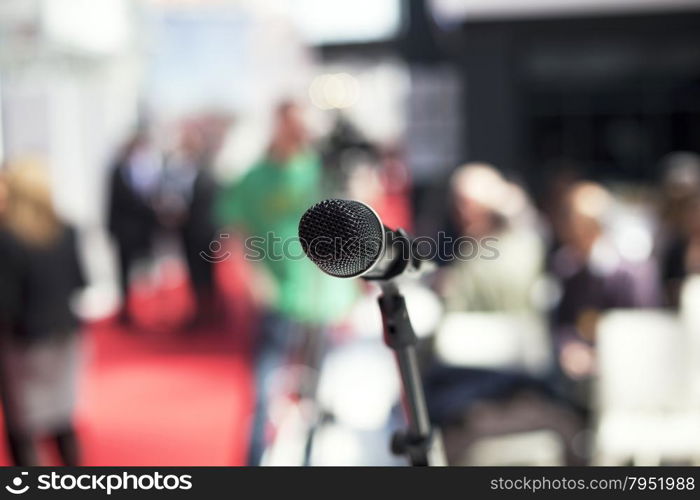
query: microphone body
298 199 429 280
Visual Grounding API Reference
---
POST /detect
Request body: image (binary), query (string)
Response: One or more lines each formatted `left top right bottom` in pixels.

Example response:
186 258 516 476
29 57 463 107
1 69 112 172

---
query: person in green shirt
216 102 357 465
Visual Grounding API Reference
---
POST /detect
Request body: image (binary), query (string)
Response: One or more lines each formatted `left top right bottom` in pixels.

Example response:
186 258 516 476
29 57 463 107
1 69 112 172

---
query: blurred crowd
2 93 700 465
1 0 700 469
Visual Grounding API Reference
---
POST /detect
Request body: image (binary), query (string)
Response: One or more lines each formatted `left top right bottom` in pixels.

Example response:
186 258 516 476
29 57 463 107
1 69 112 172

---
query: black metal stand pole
377 281 444 466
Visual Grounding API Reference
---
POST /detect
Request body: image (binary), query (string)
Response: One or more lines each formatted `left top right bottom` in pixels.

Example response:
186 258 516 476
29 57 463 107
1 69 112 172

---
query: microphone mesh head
299 199 384 278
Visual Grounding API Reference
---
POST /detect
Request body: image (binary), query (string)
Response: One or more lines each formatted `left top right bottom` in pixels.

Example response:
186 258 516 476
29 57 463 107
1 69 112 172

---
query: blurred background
1 0 700 466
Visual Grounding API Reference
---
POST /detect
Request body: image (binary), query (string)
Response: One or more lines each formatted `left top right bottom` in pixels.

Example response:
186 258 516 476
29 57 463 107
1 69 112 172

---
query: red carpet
0 253 254 466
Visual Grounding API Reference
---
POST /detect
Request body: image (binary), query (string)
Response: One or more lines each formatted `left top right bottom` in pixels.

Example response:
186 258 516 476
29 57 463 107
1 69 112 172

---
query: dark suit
181 169 218 317
107 162 159 305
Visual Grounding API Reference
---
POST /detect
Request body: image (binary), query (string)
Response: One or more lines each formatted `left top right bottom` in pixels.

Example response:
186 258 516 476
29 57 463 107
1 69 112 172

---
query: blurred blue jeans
247 311 301 466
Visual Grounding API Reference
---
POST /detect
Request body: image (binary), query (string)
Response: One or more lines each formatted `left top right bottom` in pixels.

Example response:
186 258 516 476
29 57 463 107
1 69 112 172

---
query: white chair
434 312 552 376
464 430 565 466
680 275 700 407
594 309 700 465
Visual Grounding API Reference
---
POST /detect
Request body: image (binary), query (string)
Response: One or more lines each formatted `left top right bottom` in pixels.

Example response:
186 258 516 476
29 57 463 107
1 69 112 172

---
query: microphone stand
377 281 445 466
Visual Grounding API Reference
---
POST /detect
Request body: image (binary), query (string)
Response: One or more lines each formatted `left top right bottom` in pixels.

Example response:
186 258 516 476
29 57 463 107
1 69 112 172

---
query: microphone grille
299 199 384 278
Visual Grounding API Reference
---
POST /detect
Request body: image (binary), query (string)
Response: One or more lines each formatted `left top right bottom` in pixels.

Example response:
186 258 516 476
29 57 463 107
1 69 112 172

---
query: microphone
298 199 431 280
299 199 445 465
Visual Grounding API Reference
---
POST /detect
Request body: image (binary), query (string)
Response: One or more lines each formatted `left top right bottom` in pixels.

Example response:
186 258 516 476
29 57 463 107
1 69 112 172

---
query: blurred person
538 162 583 255
159 120 219 329
215 101 357 465
0 159 86 466
0 171 8 220
429 164 588 464
0 171 12 459
658 152 700 240
107 131 163 326
663 194 700 303
440 163 544 313
657 152 700 307
198 112 235 167
365 146 413 232
551 182 660 393
378 146 413 231
319 113 376 196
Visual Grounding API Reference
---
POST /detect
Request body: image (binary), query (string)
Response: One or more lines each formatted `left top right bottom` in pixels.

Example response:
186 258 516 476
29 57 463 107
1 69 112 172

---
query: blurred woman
440 163 544 313
0 159 85 465
663 194 700 303
551 181 660 405
657 152 700 306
